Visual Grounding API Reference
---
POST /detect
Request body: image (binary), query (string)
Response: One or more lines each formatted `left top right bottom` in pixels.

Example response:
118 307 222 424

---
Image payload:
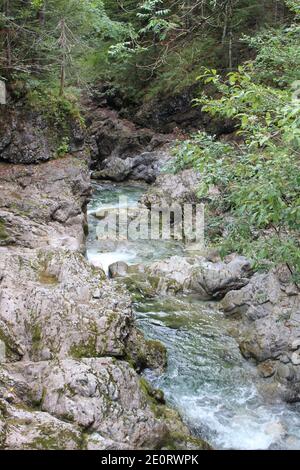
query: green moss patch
0 218 9 241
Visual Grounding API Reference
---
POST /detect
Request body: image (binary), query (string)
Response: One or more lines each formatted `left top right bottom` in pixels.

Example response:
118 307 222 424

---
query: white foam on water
87 249 136 275
175 393 289 450
88 201 133 216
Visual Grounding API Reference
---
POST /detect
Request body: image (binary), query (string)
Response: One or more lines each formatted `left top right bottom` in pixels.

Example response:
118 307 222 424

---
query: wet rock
277 363 293 381
86 105 174 183
222 271 300 401
258 360 276 378
108 261 129 278
0 154 91 251
132 255 253 299
141 169 201 208
0 106 85 164
126 328 167 373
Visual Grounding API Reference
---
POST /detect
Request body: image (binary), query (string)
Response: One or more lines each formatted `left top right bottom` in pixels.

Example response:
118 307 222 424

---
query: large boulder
86 104 174 183
1 359 168 449
190 255 253 299
0 105 85 164
222 268 300 402
108 261 129 278
93 150 171 183
0 358 209 450
141 169 201 207
87 107 153 164
0 154 91 251
2 403 82 450
0 249 132 361
127 255 252 299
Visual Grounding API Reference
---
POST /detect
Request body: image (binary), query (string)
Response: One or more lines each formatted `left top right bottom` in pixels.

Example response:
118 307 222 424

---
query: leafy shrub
172 36 300 278
27 85 84 129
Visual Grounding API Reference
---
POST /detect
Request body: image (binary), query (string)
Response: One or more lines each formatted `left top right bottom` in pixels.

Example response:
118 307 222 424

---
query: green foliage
137 0 177 40
285 0 300 15
56 137 70 157
27 85 84 128
172 10 300 276
1 1 291 102
243 25 300 86
144 35 220 100
0 0 130 91
101 0 289 100
173 129 300 276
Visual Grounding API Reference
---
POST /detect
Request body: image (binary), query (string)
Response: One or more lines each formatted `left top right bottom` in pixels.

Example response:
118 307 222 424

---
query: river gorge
0 99 299 451
86 181 300 450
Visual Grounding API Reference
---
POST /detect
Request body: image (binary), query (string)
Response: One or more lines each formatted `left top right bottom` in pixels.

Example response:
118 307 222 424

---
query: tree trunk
4 0 12 68
59 58 65 96
184 0 192 30
38 2 46 27
228 30 233 70
59 19 67 96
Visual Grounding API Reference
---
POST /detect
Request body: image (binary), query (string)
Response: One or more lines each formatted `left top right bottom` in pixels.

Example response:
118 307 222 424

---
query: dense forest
1 0 299 275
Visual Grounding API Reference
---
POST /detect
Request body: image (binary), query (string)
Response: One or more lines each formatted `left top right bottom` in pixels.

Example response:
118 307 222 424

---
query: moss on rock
0 218 9 245
126 328 167 373
138 377 211 450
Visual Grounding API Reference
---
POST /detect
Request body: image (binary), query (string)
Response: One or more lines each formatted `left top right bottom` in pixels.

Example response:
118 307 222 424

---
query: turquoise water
87 182 184 273
87 182 300 450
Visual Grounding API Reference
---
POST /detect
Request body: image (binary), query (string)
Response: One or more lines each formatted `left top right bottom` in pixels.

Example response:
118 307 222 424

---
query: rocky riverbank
86 178 300 449
91 147 300 408
136 170 300 404
0 150 209 450
1 94 299 449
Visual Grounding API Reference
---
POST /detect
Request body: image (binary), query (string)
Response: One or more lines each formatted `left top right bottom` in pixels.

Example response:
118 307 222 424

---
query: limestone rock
92 150 171 184
0 106 85 164
190 255 252 299
0 249 132 361
141 169 201 208
0 154 91 251
86 105 173 183
0 354 208 450
2 358 168 449
3 405 82 450
108 261 129 278
130 255 252 299
222 271 300 401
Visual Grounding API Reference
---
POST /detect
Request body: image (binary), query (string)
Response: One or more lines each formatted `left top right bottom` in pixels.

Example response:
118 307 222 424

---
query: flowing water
87 181 300 450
